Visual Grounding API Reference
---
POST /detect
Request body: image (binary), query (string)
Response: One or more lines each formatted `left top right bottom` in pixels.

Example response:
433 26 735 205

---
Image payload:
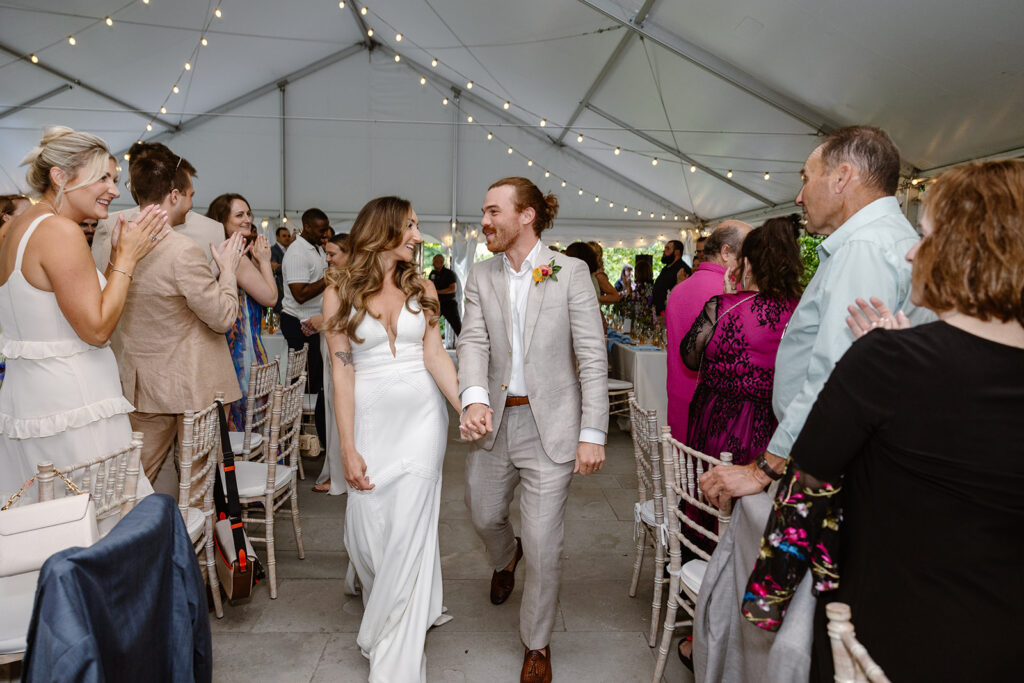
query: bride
321 196 460 682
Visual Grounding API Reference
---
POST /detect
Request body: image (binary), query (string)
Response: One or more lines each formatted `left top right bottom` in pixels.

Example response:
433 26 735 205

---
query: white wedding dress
345 302 447 683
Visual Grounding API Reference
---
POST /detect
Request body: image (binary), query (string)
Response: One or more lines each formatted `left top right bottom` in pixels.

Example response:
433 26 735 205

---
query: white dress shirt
462 239 604 445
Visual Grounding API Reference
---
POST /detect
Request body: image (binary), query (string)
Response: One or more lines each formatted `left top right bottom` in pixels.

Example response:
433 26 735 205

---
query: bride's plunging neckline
369 305 408 359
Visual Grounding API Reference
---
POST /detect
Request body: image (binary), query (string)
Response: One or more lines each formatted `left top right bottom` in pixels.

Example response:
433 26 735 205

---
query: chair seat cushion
228 431 263 454
637 499 658 527
607 378 633 391
223 461 294 498
185 507 205 543
0 570 40 655
681 558 707 595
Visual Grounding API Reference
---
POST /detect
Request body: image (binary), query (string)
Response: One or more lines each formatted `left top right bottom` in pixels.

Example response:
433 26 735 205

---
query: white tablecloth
609 342 667 428
263 332 289 384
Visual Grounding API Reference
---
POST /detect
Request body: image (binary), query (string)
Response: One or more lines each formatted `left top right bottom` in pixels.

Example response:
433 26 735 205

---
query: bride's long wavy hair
325 196 439 342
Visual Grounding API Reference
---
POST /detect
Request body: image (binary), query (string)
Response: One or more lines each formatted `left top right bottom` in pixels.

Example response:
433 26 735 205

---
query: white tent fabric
2 0 1022 244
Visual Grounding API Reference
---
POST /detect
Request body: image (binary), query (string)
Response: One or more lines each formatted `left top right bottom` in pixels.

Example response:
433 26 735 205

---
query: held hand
342 449 374 491
699 462 770 509
846 297 911 339
112 204 169 266
300 316 321 336
211 232 248 274
459 403 493 441
573 442 605 476
251 234 272 264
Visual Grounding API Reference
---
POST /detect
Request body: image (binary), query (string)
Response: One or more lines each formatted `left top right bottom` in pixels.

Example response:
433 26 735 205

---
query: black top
793 321 1024 682
652 259 691 314
429 266 458 303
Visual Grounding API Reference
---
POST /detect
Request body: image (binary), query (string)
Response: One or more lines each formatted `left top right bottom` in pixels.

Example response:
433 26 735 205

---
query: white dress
345 303 447 683
0 215 146 499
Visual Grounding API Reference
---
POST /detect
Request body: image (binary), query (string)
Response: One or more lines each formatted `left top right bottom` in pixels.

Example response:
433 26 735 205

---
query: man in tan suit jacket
458 177 608 683
107 144 245 484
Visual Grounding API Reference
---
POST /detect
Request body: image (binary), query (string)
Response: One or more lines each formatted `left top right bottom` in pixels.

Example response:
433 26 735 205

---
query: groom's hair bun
489 176 559 236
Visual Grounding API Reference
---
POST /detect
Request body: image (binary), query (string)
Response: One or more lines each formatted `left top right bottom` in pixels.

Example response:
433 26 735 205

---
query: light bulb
172 84 180 93
544 171 550 178
561 180 566 187
539 118 546 127
651 157 658 166
419 76 426 85
614 147 620 155
507 146 514 154
431 58 438 67
184 61 191 70
160 105 167 113
201 37 208 46
578 189 584 196
282 216 288 223
367 29 374 37
690 164 696 173
486 132 493 140
685 215 690 220
527 159 533 167
123 153 130 160
30 54 38 63
214 7 222 18
503 101 510 110
608 201 614 208
764 172 770 181
466 115 474 123
442 97 448 106
637 210 642 216
394 54 400 62
726 169 733 178
466 81 473 89
594 196 600 203
105 16 113 26
451 221 456 228
146 123 153 131
650 212 655 218
576 133 583 143
395 33 402 41
662 214 666 220
339 1 346 8
261 219 269 229
673 215 679 221
142 0 150 4
911 178 920 186
68 36 76 46
623 206 628 212
361 6 368 15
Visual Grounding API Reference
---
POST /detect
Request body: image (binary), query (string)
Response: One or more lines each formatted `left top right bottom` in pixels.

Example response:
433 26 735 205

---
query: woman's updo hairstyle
20 126 112 210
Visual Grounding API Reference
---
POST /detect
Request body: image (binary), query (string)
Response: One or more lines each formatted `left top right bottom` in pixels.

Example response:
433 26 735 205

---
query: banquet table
262 331 290 384
609 342 668 429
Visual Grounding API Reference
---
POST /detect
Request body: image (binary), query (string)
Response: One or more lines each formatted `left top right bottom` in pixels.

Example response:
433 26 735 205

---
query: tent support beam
555 0 657 144
0 84 72 122
279 83 287 220
0 41 179 132
576 0 839 134
587 103 776 206
135 42 367 150
346 2 376 49
373 46 692 218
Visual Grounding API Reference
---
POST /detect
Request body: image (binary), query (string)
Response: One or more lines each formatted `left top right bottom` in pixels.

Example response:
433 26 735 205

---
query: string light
673 215 679 221
367 28 374 37
442 97 448 105
466 81 473 89
577 133 584 143
160 105 167 114
503 101 510 110
201 37 208 46
282 216 288 223
486 132 493 140
637 210 642 216
394 54 401 62
614 147 621 155
466 114 474 123
662 214 667 220
527 159 533 167
726 170 733 178
561 180 566 187
184 61 191 70
361 6 368 15
539 118 546 127
146 123 153 131
544 171 550 178
123 153 130 160
105 16 113 26
507 146 514 154
395 33 402 41
68 36 76 46
172 84 180 93
608 201 614 208
578 189 584 196
651 157 658 166
431 58 438 67
419 76 426 85
594 196 600 203
650 212 655 218
910 178 920 186
763 172 771 180
339 1 346 8
689 164 696 173
30 54 38 63
623 206 628 212
451 221 457 228
214 7 222 18
142 0 150 4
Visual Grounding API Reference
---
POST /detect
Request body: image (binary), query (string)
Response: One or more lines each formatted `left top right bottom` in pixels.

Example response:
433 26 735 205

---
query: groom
458 177 608 683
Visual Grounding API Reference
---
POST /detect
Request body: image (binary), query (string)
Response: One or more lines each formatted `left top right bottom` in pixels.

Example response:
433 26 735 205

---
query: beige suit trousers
129 412 184 489
465 404 574 650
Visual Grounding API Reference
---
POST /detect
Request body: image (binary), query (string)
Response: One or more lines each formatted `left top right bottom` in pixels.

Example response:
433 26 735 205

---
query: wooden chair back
628 392 665 520
285 344 308 385
179 392 223 518
242 355 280 457
826 602 891 683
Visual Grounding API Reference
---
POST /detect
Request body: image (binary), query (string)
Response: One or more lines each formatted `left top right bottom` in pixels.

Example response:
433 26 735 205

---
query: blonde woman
0 127 167 495
322 197 460 682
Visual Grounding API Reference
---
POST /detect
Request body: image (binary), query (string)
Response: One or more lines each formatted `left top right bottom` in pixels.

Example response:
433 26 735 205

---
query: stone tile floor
1 411 696 683
208 411 695 682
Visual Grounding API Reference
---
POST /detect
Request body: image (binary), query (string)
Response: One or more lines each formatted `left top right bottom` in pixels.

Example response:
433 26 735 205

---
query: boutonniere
532 258 562 286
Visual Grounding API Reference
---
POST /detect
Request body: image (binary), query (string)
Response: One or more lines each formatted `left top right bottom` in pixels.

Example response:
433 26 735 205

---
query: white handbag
0 481 100 577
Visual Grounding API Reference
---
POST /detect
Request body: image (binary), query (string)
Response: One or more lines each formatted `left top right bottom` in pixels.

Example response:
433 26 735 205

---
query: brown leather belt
505 396 530 407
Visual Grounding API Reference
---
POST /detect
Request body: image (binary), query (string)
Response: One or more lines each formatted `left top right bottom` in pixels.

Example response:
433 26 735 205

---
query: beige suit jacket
457 246 609 463
112 231 241 414
92 208 223 270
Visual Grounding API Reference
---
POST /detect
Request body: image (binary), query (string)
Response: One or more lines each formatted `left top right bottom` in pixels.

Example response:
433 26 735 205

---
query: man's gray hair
704 221 748 258
819 125 901 195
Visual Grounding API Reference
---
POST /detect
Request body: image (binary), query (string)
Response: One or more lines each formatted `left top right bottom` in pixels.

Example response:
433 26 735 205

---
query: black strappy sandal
677 636 694 672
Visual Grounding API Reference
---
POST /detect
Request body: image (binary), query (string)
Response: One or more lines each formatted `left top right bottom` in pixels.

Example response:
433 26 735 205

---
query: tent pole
279 82 287 223
451 90 461 239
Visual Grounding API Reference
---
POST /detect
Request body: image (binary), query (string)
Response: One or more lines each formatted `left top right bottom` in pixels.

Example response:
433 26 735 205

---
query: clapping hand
211 232 249 274
846 297 911 339
111 204 169 264
250 234 272 265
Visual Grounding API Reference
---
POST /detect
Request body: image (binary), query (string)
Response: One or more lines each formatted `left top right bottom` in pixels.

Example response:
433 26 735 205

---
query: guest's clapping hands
459 403 493 441
846 297 911 339
110 204 169 265
211 232 249 274
342 448 374 491
250 234 272 266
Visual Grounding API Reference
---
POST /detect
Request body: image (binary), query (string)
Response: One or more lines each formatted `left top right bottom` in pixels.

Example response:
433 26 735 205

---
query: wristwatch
756 453 783 481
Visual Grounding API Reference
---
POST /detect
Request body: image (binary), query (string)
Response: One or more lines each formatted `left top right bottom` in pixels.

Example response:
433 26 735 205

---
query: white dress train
344 303 446 683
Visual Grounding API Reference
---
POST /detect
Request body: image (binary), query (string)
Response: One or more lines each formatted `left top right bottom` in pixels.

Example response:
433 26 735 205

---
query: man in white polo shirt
281 207 330 448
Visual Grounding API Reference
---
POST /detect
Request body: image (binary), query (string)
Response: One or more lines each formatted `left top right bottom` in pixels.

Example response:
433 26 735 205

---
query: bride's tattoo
334 351 354 366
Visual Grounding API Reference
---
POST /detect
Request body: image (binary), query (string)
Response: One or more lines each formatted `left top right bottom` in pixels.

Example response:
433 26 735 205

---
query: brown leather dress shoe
489 537 523 605
521 646 552 683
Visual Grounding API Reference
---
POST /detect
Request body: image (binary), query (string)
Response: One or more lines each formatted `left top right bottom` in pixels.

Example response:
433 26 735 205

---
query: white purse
0 478 100 577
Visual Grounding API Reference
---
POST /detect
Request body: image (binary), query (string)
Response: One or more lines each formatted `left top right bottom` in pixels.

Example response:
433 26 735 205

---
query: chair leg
652 579 681 683
265 492 278 599
649 540 667 647
290 479 305 560
297 453 305 480
204 533 224 618
629 528 646 598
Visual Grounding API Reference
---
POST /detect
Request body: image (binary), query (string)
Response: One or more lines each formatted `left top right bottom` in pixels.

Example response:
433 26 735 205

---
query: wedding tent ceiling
2 0 1023 243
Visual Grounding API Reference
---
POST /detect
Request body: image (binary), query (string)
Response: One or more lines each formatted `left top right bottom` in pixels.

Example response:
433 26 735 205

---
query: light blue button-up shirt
767 196 934 459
